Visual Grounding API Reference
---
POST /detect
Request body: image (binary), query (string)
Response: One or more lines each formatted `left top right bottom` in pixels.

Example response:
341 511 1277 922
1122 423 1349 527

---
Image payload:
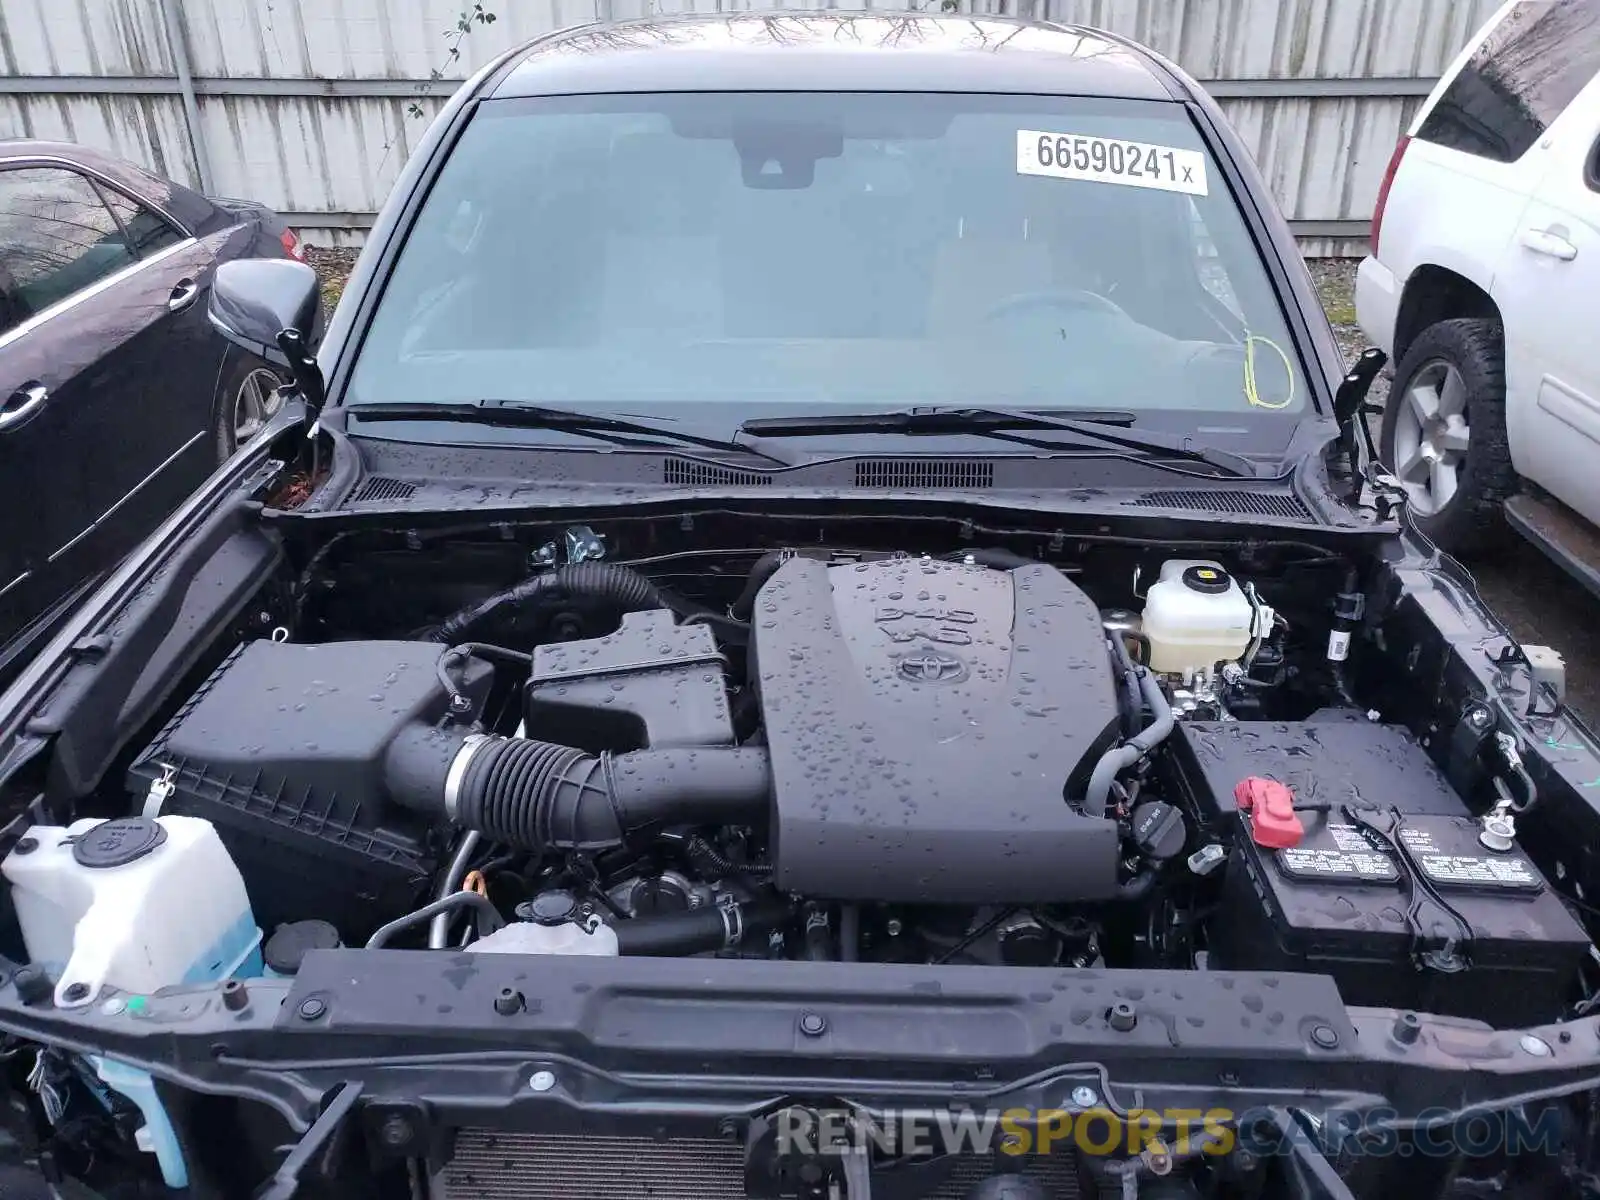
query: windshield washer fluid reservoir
3 815 260 1192
2 815 261 1008
1142 560 1271 675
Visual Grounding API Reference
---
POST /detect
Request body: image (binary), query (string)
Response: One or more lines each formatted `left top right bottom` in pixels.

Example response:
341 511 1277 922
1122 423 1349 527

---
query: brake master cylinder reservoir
2 815 261 1189
1141 560 1269 675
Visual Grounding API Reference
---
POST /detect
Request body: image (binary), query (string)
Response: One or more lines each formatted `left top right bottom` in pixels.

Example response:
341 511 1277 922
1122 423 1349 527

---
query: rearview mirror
209 259 325 416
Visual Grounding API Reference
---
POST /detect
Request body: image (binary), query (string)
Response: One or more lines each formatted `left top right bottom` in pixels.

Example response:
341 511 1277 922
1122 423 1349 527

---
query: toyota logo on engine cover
897 650 968 683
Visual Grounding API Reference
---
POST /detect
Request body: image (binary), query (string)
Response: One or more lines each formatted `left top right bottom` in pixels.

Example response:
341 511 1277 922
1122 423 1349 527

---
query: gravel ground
302 245 1595 724
305 246 358 313
1307 257 1390 413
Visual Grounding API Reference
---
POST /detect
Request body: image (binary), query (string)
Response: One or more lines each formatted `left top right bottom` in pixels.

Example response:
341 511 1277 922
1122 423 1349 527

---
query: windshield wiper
739 407 1266 479
346 401 801 468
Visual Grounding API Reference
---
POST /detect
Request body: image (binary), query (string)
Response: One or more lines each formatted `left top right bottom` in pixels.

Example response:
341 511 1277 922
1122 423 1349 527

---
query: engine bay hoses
387 730 773 852
1082 667 1175 819
366 891 504 949
730 551 792 620
1105 628 1144 740
612 893 791 956
428 830 481 949
433 561 739 645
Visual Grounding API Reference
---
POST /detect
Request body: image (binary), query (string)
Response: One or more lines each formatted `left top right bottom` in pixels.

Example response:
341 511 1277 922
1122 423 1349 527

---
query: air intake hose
434 562 708 645
389 732 772 851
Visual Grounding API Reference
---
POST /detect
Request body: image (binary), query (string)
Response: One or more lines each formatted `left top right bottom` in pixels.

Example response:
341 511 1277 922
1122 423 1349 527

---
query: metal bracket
141 762 178 818
718 893 744 949
1445 701 1496 796
564 525 606 564
251 1081 363 1200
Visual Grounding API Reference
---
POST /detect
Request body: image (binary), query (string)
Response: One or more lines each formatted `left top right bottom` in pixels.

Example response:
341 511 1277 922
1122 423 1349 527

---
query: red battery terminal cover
1233 777 1304 849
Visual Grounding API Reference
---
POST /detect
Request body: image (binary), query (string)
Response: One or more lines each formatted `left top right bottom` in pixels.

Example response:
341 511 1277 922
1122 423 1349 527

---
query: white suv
1358 0 1600 575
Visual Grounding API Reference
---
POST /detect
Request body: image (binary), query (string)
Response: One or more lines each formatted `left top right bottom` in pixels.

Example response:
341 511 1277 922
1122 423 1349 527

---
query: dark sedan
0 139 298 671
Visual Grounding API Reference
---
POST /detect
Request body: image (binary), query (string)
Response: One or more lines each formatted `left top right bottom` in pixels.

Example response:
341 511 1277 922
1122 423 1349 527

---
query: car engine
53 534 1580 1032
755 556 1122 902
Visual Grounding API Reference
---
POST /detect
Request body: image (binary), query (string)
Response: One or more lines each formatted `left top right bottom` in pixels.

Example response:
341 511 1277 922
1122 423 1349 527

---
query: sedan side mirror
209 259 325 417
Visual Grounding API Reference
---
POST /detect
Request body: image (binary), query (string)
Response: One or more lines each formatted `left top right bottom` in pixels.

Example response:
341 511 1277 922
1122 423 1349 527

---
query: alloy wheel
1391 360 1471 516
233 367 286 445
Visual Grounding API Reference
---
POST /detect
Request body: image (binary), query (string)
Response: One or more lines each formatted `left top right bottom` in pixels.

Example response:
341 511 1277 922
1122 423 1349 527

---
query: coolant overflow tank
468 920 619 955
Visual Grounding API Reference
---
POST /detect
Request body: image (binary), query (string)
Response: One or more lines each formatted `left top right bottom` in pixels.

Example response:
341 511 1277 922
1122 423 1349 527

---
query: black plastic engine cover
526 609 732 752
752 557 1121 902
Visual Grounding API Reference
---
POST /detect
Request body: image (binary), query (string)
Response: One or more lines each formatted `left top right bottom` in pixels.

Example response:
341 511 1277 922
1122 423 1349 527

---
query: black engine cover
752 557 1121 902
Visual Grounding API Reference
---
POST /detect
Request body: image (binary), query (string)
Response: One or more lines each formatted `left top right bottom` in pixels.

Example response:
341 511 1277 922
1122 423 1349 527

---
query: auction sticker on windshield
1017 131 1209 197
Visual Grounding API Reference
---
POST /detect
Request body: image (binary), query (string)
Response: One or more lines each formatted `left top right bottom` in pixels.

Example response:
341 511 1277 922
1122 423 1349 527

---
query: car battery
1173 719 1590 1026
1211 805 1589 1027
1171 716 1472 826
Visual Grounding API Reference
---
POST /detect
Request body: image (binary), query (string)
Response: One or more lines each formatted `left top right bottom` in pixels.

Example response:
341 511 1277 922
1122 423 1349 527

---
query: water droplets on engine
752 556 1122 902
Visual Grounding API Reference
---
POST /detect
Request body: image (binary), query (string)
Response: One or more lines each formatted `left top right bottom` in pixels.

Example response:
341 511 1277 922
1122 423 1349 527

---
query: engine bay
5 505 1600 1196
0 515 1569 1040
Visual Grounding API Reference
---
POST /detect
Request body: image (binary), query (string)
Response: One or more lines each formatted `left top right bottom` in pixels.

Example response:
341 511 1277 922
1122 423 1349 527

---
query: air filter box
127 639 490 941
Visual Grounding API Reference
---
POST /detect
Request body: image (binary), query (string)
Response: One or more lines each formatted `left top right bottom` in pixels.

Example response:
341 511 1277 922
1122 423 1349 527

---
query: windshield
348 92 1308 419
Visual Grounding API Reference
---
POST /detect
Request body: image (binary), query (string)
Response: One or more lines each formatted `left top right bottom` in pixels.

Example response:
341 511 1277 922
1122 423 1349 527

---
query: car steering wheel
982 288 1129 323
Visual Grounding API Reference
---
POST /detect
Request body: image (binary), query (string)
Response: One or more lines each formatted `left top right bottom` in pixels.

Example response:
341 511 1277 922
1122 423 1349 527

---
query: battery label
1276 824 1399 883
1397 827 1542 893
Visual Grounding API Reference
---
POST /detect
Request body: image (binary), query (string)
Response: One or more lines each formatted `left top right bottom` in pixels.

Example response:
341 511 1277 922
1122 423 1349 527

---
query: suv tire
1380 317 1517 554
